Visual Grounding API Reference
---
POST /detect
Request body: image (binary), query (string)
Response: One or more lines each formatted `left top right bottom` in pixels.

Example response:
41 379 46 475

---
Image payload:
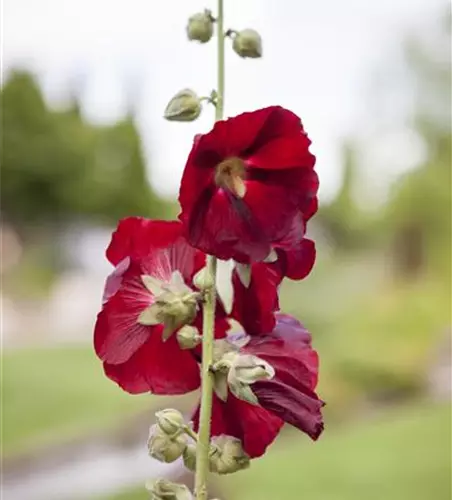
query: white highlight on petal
216 259 235 314
235 263 251 288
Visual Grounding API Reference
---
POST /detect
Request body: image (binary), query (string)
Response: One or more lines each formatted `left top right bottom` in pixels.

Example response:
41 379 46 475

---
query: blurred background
1 0 451 499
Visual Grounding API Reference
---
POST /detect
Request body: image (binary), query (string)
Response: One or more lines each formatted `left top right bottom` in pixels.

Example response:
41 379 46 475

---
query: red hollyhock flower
178 106 318 264
192 313 324 458
94 217 227 395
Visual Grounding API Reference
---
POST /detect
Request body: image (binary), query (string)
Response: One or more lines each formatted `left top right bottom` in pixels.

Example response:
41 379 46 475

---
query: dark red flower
94 217 227 395
192 313 324 458
178 106 318 264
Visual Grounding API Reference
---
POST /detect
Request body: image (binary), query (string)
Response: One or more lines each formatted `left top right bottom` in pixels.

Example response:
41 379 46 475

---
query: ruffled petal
243 314 324 440
192 393 284 458
106 218 183 266
196 107 286 158
103 331 200 395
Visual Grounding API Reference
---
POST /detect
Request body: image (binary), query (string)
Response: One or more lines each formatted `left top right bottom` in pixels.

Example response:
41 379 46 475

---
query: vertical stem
215 0 225 121
194 1 224 499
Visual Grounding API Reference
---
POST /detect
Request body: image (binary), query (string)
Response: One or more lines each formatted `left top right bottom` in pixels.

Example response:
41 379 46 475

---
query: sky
3 0 442 203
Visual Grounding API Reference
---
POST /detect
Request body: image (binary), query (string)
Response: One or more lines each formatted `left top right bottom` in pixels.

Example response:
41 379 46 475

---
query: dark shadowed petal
183 187 271 263
254 380 324 440
247 134 316 170
241 314 324 440
231 262 282 335
196 107 283 158
103 331 200 395
249 107 306 151
106 218 185 266
192 393 284 458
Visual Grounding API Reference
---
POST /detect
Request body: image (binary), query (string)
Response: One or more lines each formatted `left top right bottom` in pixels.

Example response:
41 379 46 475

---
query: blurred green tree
1 70 170 238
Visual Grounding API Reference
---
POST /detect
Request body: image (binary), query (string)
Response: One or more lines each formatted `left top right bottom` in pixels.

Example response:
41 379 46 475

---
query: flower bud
147 424 187 463
232 29 262 59
186 10 214 43
177 325 202 350
155 408 185 435
145 479 194 500
209 435 250 475
164 89 202 122
193 266 214 291
182 443 197 472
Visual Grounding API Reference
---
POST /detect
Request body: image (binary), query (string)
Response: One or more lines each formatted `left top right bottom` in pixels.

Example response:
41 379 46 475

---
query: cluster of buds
145 479 220 500
147 408 250 477
164 8 263 123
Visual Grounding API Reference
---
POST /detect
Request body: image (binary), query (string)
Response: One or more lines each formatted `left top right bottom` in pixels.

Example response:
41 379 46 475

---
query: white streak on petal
235 263 251 288
263 249 278 263
216 259 235 314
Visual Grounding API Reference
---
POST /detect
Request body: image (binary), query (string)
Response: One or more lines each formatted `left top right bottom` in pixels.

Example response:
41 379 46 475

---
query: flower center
138 271 201 340
214 157 247 198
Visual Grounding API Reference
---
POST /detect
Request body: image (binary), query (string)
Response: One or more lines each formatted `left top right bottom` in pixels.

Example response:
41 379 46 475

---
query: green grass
221 401 451 500
2 345 152 456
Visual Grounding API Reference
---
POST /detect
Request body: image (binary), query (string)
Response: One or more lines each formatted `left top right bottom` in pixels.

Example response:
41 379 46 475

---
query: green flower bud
147 424 187 463
177 325 202 350
186 10 214 43
155 408 185 435
164 89 202 122
182 443 197 472
209 435 250 475
145 479 194 500
232 29 262 59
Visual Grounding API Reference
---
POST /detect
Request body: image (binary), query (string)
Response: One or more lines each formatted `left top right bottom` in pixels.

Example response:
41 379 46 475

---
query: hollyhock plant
93 1 325 497
191 313 324 458
94 217 228 395
178 105 318 265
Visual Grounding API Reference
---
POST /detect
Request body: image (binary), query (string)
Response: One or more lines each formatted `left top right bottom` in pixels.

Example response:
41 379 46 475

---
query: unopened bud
182 443 197 472
186 10 214 43
145 479 193 500
155 408 185 435
193 266 214 291
147 424 187 463
177 325 202 350
210 435 250 475
232 29 262 59
164 89 202 122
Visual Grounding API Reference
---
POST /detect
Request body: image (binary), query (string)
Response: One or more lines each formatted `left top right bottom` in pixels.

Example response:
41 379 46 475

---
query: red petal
192 393 283 458
103 331 200 395
243 314 324 440
254 380 324 440
278 238 316 281
247 134 315 170
94 264 155 364
182 187 271 262
106 218 185 266
231 262 282 335
196 107 287 158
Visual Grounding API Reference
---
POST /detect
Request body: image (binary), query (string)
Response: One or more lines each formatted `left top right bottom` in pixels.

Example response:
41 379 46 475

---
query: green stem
194 2 224 498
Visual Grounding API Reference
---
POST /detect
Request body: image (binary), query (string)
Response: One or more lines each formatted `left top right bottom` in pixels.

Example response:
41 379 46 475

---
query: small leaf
216 259 235 314
137 304 161 326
